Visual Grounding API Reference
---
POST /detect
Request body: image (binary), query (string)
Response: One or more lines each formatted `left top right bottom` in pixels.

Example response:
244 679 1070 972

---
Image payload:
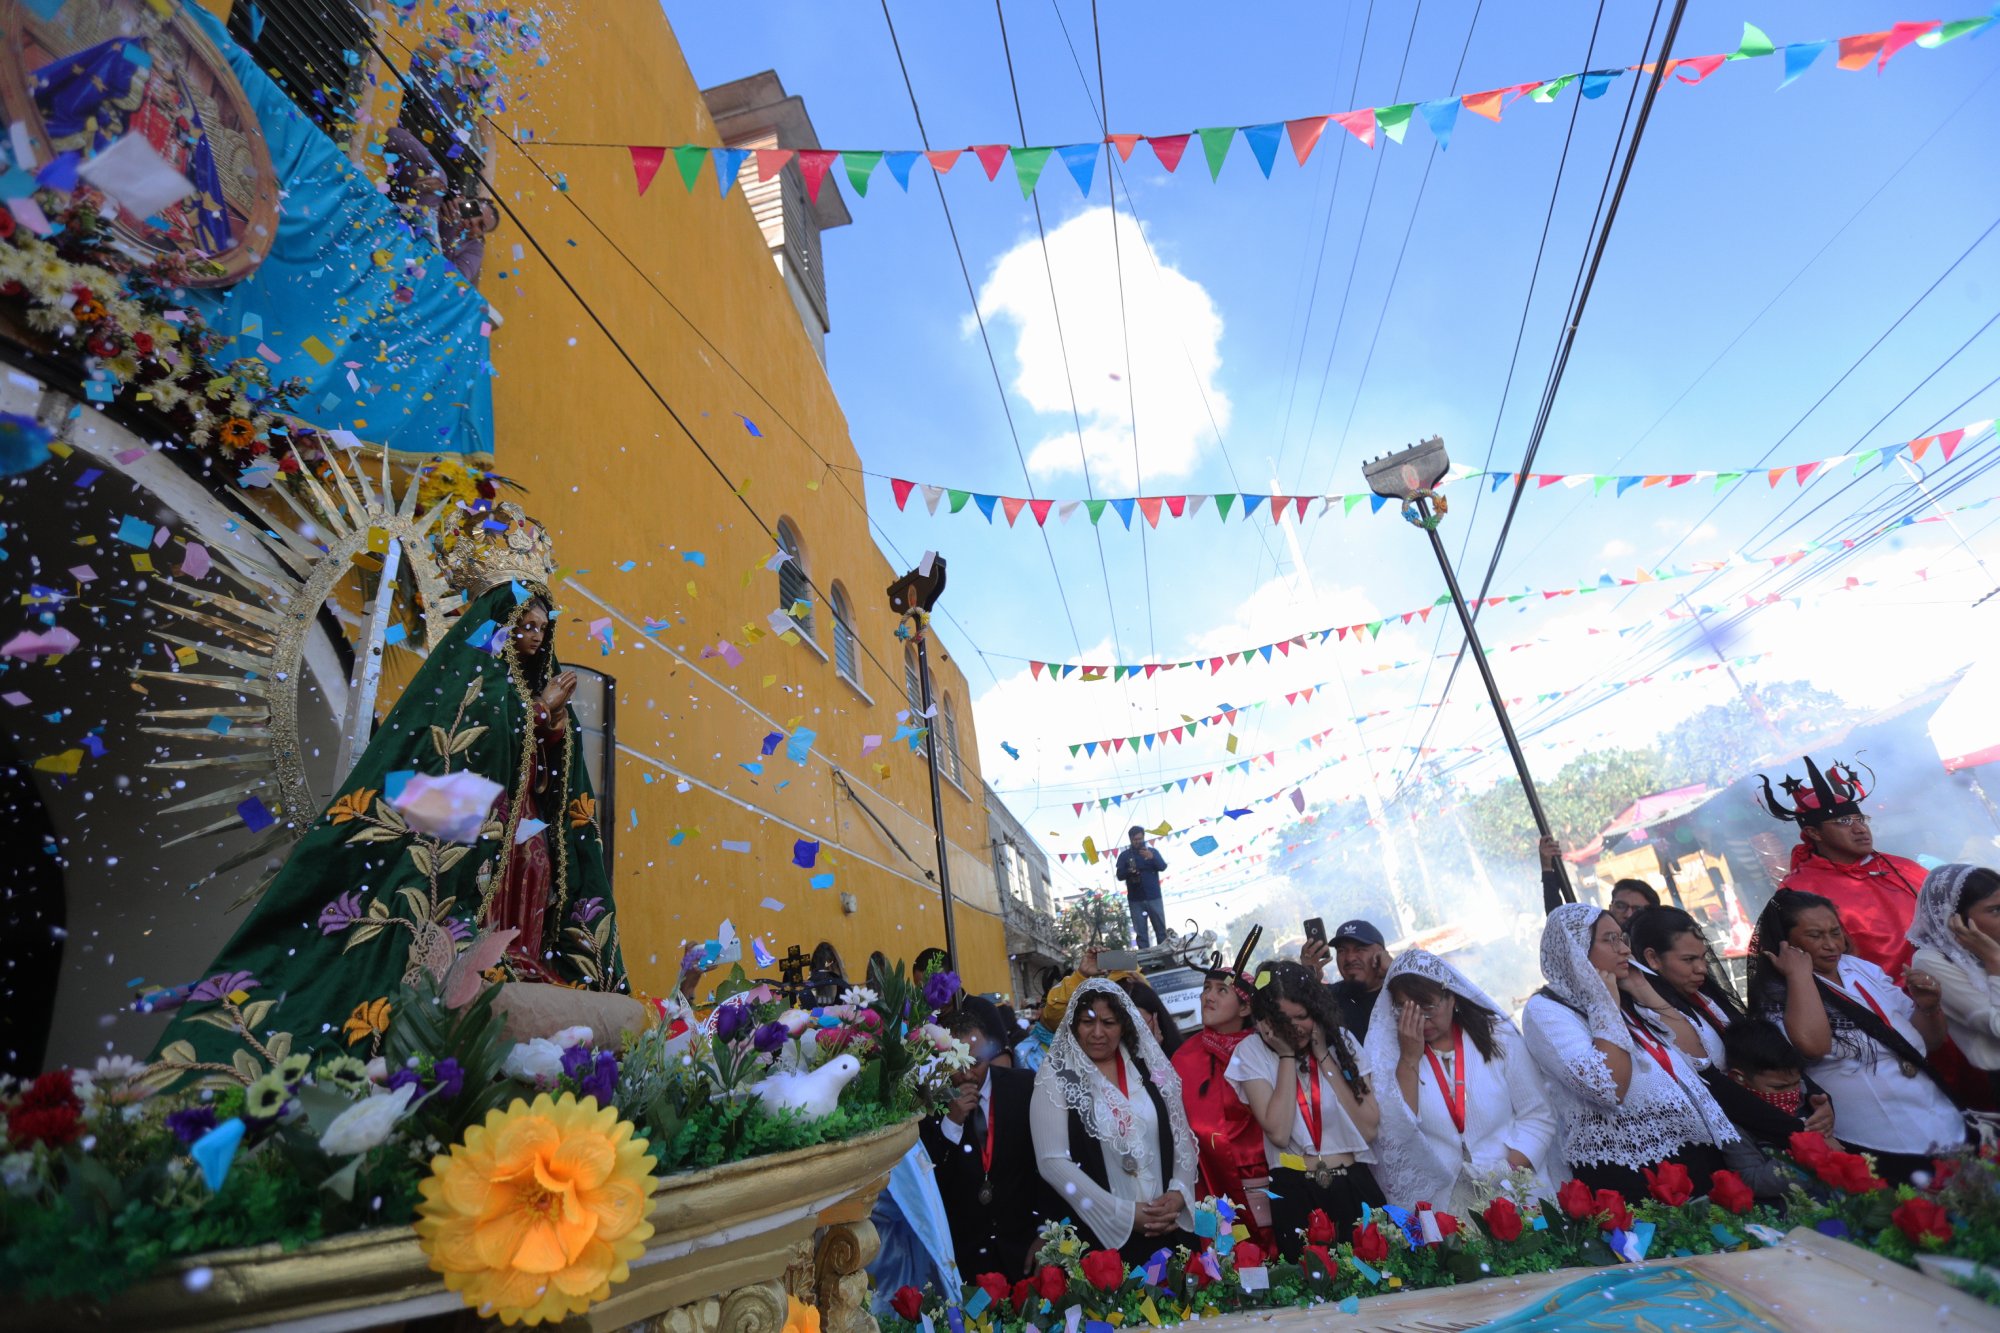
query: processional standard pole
887 554 958 966
1363 437 1574 912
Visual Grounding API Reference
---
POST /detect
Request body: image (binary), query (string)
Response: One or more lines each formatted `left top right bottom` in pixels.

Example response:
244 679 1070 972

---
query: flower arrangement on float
0 953 965 1323
879 1137 2000 1328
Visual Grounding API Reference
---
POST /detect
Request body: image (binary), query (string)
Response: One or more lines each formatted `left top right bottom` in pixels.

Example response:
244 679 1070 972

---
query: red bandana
1748 1085 1803 1116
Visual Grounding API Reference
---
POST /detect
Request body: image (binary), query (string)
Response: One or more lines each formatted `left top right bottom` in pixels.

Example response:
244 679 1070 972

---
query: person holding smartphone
1115 826 1170 949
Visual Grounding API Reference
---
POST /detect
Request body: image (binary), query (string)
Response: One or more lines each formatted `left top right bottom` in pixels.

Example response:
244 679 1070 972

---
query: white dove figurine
754 1054 862 1120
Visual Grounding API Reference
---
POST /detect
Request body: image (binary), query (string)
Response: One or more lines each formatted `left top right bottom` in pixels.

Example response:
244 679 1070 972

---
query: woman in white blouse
1908 864 2000 1085
1523 904 1741 1201
1751 888 1967 1184
1362 951 1561 1213
1029 978 1200 1262
1226 961 1382 1259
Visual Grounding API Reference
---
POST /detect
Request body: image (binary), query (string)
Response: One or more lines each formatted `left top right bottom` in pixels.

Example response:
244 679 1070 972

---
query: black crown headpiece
1757 755 1871 828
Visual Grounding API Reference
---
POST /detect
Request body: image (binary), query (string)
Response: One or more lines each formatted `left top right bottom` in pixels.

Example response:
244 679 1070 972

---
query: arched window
828 582 860 687
903 642 923 717
775 518 815 640
940 693 962 785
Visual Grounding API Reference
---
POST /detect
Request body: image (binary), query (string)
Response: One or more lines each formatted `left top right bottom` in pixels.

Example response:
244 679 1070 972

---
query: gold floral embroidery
567 793 595 829
328 788 378 824
342 997 393 1046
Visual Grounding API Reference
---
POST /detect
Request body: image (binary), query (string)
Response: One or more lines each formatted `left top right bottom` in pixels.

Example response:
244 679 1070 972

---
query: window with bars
775 519 816 640
829 583 860 687
903 643 923 719
227 0 371 140
940 695 962 785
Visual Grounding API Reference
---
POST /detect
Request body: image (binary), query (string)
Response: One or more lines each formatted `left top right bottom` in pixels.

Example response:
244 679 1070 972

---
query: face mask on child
1747 1085 1803 1116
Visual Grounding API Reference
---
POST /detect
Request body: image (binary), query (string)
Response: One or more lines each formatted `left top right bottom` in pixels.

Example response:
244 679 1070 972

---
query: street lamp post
1363 437 1574 911
887 555 959 965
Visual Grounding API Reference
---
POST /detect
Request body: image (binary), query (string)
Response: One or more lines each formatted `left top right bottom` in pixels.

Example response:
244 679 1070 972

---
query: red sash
1425 1026 1468 1134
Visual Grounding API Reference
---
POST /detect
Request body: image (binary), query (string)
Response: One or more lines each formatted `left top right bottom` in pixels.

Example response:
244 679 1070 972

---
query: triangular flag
922 484 945 514
972 144 1012 180
1241 494 1266 519
843 150 884 197
1058 143 1099 195
1674 54 1729 84
1781 41 1829 86
1164 495 1187 518
1137 496 1164 527
926 148 963 174
1148 134 1191 172
673 144 709 191
1030 498 1053 525
1331 108 1377 147
1085 498 1107 525
1731 21 1776 60
1461 88 1506 122
714 147 750 195
629 146 667 195
1241 122 1284 176
796 149 838 202
1376 103 1415 144
1581 69 1622 99
1836 31 1888 70
883 151 921 190
1001 496 1028 526
1286 116 1330 164
1879 20 1942 70
1418 99 1460 149
756 147 794 180
891 478 916 510
1013 145 1054 197
1110 497 1136 528
1909 434 1937 461
948 488 971 513
1107 133 1142 161
973 493 999 522
1939 428 1968 461
1214 493 1236 520
1197 127 1236 179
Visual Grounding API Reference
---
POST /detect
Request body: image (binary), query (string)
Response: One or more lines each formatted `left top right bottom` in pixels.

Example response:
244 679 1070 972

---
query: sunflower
218 417 258 451
415 1093 657 1326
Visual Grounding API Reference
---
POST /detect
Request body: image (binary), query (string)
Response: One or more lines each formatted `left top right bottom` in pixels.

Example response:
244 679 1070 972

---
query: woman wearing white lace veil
1522 904 1740 1200
1363 951 1562 1213
1908 863 2000 1077
1030 978 1200 1261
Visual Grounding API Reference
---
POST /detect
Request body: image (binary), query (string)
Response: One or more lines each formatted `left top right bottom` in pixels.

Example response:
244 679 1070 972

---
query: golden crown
440 501 558 597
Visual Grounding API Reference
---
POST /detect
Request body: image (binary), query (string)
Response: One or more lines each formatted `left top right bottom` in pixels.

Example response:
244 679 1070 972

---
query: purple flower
165 1105 217 1145
445 917 473 943
922 970 961 1010
571 897 607 925
568 1049 618 1103
386 1066 423 1095
715 1001 752 1043
752 1021 788 1054
560 1043 596 1084
188 971 258 1003
431 1058 465 1101
317 892 366 935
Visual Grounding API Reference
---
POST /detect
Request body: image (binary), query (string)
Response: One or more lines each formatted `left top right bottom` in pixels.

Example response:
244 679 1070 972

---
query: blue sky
663 1 2000 908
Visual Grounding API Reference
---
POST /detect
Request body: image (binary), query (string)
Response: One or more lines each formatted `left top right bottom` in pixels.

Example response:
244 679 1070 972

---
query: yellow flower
415 1093 657 1326
343 997 393 1046
785 1296 821 1333
566 794 594 829
328 788 378 824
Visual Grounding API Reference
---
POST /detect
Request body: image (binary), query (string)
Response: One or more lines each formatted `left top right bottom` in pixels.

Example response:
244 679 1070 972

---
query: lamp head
1363 435 1450 500
888 553 948 616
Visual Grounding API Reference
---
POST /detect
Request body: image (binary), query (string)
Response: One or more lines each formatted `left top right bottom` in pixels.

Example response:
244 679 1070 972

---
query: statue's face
513 603 549 658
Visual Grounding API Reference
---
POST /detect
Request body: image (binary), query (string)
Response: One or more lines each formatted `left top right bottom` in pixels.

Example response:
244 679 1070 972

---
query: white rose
318 1083 418 1157
502 1037 567 1086
551 1025 595 1048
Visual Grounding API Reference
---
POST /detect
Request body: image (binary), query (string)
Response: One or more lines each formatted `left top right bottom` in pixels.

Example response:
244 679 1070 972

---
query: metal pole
912 625 960 966
1415 497 1573 907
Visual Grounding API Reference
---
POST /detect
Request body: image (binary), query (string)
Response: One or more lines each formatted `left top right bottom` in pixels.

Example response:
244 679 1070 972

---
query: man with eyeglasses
1760 756 1928 975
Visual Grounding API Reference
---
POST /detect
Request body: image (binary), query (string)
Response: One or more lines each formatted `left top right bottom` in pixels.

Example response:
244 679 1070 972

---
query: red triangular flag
1107 133 1142 161
1143 663 1158 678
1461 89 1506 122
1330 109 1376 148
891 478 916 509
1836 32 1888 70
1270 496 1289 524
1148 134 1191 172
1536 474 1562 488
1111 737 1125 752
1209 657 1223 674
1001 496 1027 526
1767 467 1787 487
1795 461 1820 485
1879 20 1942 70
972 144 1011 180
926 149 963 174
756 148 794 181
1030 498 1054 525
1030 660 1045 680
1073 802 1084 816
1939 429 1967 461
1669 474 1693 487
1137 497 1163 527
796 149 838 202
1286 116 1330 163
1164 495 1187 517
629 146 667 196
1294 496 1312 521
1674 53 1728 84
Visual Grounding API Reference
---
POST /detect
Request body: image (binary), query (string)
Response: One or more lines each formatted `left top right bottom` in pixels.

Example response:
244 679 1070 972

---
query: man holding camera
1114 825 1170 949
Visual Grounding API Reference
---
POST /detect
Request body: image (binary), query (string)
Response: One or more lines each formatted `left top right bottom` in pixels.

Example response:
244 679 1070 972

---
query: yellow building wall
389 9 1007 997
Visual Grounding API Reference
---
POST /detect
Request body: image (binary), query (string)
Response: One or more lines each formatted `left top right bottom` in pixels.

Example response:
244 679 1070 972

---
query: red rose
1819 1151 1886 1195
889 1286 924 1321
7 1103 81 1148
1643 1161 1693 1208
1034 1264 1068 1302
1708 1170 1756 1215
973 1273 1010 1310
1593 1189 1633 1232
1351 1222 1388 1264
1557 1177 1598 1219
1010 1279 1033 1311
1789 1130 1833 1172
1232 1241 1265 1270
132 332 154 357
1892 1196 1953 1246
1481 1197 1523 1242
1931 1158 1961 1191
1433 1209 1460 1238
279 453 301 474
1302 1242 1338 1278
1080 1248 1125 1293
86 332 119 358
1305 1207 1336 1245
18 1069 78 1110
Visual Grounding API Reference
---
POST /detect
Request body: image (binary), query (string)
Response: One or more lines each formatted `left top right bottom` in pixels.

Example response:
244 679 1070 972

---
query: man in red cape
1762 756 1926 975
1172 946 1274 1251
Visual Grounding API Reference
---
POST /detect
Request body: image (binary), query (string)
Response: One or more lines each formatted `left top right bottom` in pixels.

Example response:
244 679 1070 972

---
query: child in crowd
1719 1019 1832 1201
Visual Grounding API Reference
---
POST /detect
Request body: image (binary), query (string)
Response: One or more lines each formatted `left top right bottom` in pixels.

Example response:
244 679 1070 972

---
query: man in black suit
920 1010 1052 1279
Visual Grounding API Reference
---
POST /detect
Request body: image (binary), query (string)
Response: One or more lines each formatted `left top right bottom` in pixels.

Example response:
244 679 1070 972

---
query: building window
775 519 815 640
829 582 860 687
903 642 923 718
228 0 372 140
940 694 962 785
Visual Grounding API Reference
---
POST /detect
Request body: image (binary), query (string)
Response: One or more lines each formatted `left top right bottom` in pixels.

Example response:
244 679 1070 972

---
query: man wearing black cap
1328 919 1392 1039
1115 825 1169 949
1762 756 1927 975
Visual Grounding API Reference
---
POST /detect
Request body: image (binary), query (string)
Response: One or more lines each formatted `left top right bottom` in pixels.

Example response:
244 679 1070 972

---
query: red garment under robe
1778 841 1926 977
487 703 567 982
1172 1028 1274 1250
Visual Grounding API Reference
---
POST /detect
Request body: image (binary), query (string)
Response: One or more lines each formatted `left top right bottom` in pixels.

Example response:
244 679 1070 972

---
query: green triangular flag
673 145 708 191
843 150 883 197
1731 21 1776 60
1853 449 1880 474
1113 665 1128 681
1196 127 1235 180
1714 472 1743 492
1925 17 1993 46
1376 104 1415 145
947 488 971 513
1366 621 1384 639
1013 146 1054 198
1591 475 1614 495
1343 493 1366 515
1530 74 1577 102
1085 499 1108 525
1214 493 1237 520
1069 744 1081 757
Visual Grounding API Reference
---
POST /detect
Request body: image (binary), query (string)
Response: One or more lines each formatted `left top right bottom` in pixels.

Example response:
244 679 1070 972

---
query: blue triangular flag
1616 475 1643 497
1241 494 1267 518
714 147 750 196
1489 472 1510 493
1110 497 1136 528
1057 143 1099 195
973 493 999 522
1780 41 1828 87
1241 123 1285 177
1581 69 1622 99
884 150 921 191
1418 98 1460 149
192 1118 247 1192
1369 494 1390 512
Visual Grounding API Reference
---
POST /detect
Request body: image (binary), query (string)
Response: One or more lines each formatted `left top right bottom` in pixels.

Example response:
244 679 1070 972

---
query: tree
1655 680 1865 787
1461 747 1664 865
1053 888 1131 956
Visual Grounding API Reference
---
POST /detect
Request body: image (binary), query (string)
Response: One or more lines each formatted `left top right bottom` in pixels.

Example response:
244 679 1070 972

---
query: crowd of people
912 756 2000 1281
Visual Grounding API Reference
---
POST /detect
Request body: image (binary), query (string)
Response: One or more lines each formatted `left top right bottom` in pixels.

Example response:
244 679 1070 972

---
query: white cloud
975 208 1228 491
1599 538 1635 558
